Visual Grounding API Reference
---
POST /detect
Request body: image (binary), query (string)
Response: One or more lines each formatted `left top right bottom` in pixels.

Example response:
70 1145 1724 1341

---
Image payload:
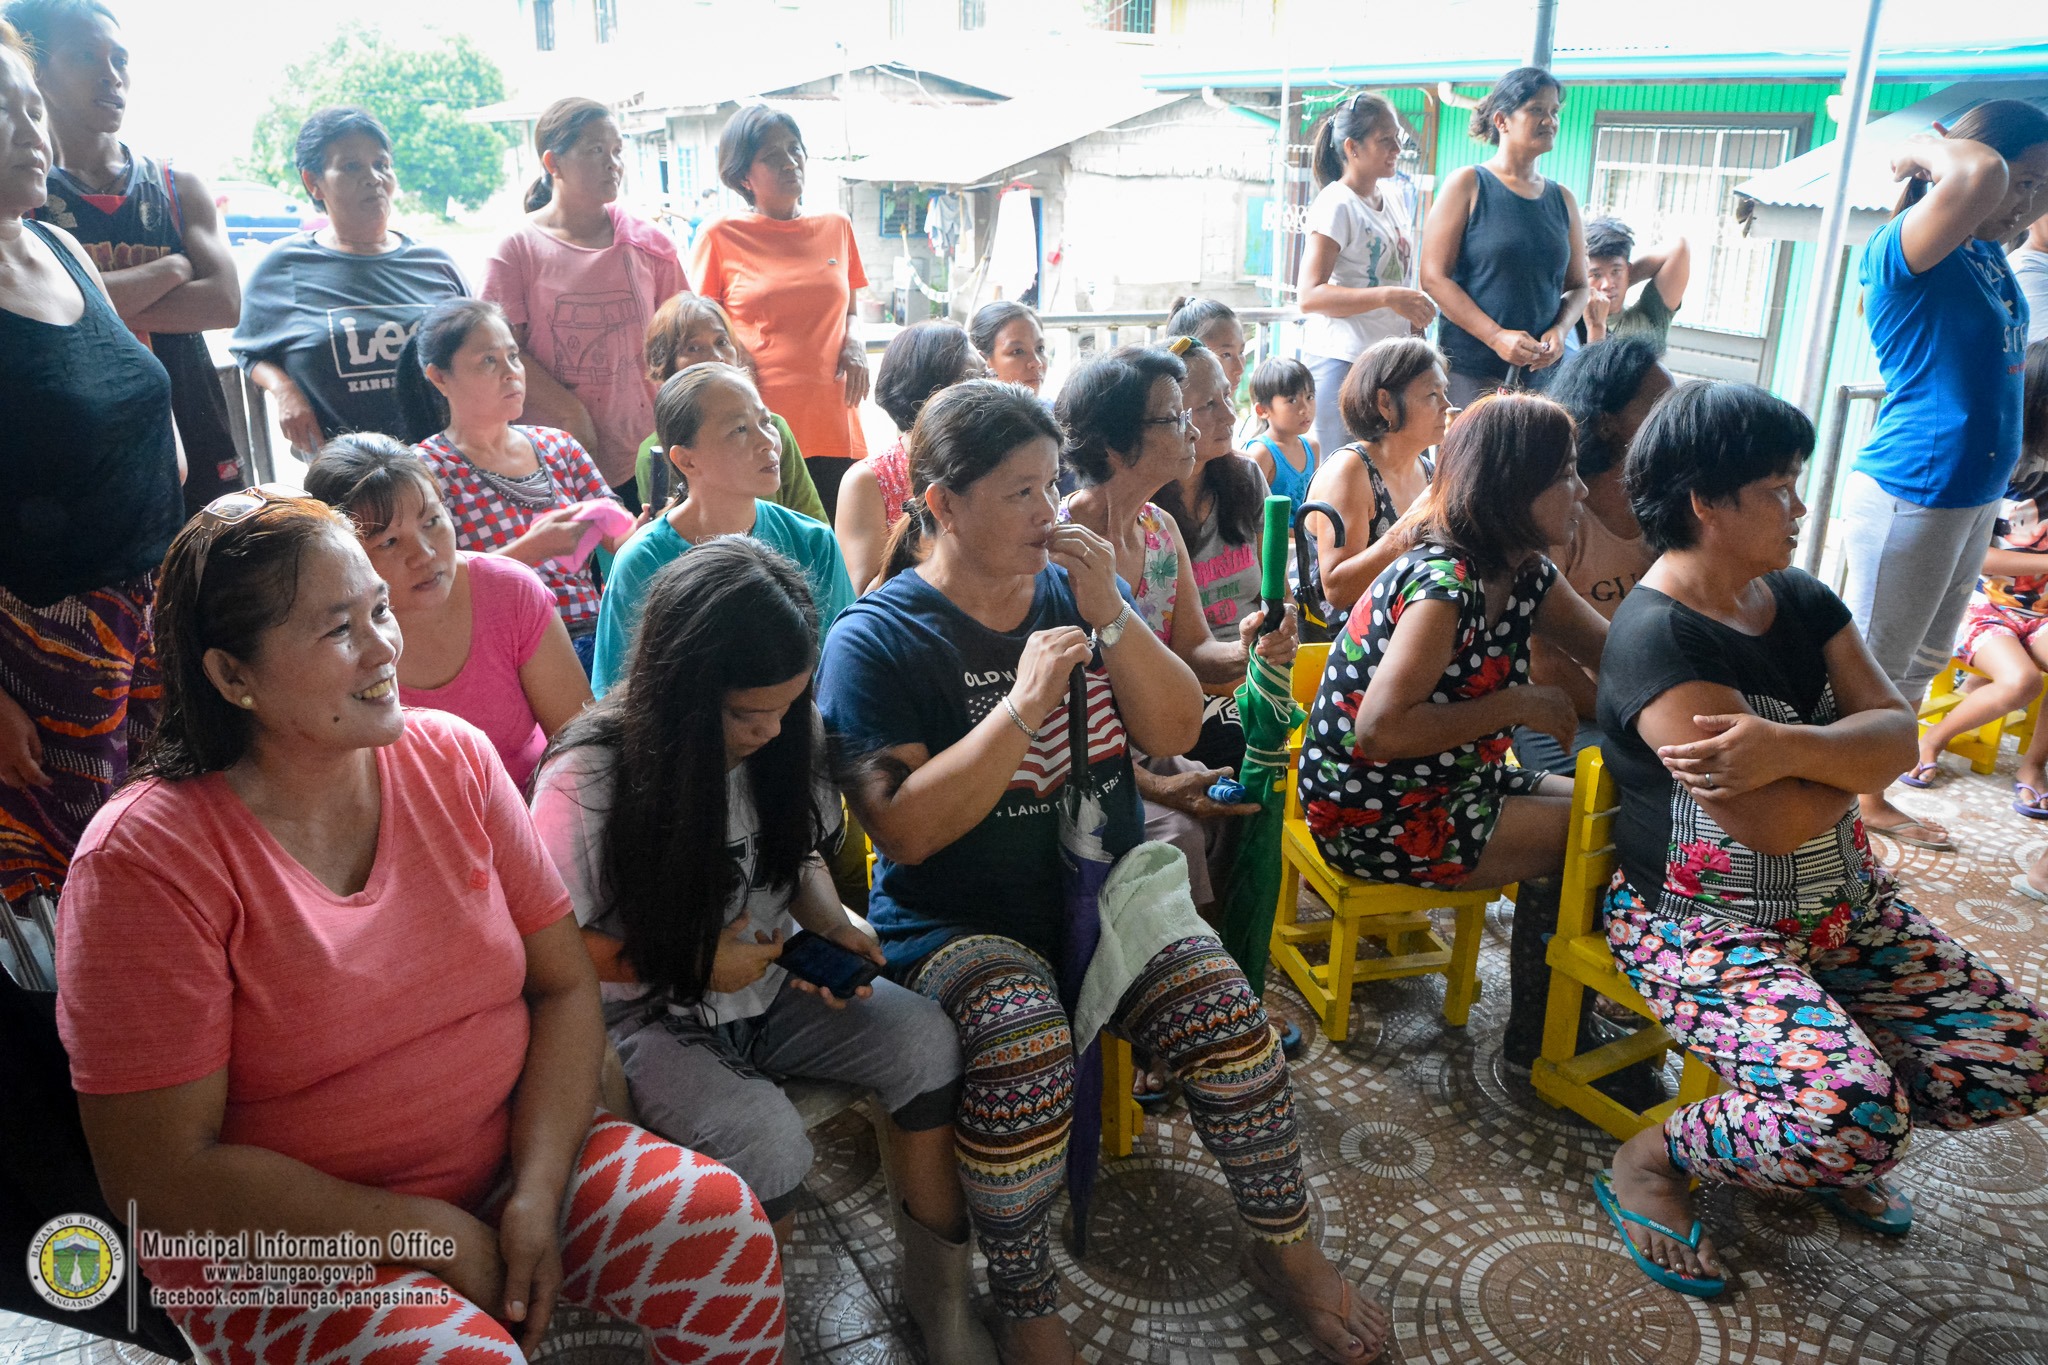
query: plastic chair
1529 746 1721 1142
1917 655 2045 774
1269 642 1510 1042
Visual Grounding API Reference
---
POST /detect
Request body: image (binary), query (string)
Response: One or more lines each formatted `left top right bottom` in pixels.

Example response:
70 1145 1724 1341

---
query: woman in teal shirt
594 364 853 693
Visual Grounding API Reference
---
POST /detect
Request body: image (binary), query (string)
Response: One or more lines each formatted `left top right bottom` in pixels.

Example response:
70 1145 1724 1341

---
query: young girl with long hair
530 537 990 1362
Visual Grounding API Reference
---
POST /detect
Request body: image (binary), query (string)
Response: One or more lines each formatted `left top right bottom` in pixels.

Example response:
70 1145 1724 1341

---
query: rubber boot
895 1203 1000 1365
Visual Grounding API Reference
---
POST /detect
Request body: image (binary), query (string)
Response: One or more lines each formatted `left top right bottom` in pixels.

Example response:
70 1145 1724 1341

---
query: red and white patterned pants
171 1117 785 1365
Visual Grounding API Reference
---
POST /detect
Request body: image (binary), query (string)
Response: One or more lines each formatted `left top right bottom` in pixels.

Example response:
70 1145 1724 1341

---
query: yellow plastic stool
1529 747 1722 1141
1918 657 2045 775
1269 643 1510 1043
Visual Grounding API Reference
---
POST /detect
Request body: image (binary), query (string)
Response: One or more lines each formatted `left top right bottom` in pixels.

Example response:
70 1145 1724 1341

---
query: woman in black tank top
1421 67 1591 407
0 38 183 900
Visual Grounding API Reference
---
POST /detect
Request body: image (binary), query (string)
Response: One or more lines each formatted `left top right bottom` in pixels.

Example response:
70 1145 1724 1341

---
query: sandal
1132 1066 1173 1113
1864 815 1955 852
2015 784 2048 820
2012 873 2048 905
1896 761 1942 789
1812 1179 1913 1236
1592 1171 1727 1299
1241 1247 1384 1363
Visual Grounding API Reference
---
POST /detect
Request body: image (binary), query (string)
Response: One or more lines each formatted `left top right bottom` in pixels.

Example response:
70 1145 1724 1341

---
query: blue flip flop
1812 1180 1914 1236
1593 1171 1727 1298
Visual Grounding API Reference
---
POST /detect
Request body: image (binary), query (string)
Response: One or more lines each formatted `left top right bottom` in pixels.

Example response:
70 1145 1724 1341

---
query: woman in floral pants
1593 381 2048 1297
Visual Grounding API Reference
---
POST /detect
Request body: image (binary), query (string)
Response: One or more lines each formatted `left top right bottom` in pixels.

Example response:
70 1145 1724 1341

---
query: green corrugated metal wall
1319 80 1938 401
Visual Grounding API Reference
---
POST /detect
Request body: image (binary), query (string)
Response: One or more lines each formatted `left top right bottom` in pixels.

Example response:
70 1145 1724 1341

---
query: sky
112 0 509 179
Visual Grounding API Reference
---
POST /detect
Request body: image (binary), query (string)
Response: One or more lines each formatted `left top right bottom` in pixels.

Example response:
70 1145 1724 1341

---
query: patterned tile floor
5 748 2046 1365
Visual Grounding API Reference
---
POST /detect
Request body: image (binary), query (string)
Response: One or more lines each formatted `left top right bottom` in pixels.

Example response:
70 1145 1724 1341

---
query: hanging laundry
990 187 1038 302
924 191 963 259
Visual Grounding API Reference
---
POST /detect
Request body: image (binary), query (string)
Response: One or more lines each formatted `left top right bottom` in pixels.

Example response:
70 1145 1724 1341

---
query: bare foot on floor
996 1313 1078 1365
1610 1126 1725 1283
1247 1239 1390 1362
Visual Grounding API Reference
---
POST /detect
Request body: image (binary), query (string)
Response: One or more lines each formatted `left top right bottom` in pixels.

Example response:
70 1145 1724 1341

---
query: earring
239 697 255 710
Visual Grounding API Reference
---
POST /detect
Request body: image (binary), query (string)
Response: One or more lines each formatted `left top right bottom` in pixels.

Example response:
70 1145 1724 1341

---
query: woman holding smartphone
529 537 994 1364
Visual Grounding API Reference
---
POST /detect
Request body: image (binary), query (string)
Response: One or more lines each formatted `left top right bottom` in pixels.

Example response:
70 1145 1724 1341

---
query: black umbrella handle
1292 500 1346 616
1066 662 1090 786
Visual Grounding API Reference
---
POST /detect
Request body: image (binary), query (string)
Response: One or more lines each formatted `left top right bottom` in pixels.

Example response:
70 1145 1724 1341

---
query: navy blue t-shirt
816 565 1143 975
1855 210 2030 509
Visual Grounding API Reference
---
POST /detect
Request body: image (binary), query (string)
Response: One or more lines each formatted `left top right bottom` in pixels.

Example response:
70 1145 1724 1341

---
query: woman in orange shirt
694 107 869 517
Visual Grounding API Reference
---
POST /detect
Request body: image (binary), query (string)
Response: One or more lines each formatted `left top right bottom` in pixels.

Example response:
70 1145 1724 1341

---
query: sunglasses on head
190 485 312 593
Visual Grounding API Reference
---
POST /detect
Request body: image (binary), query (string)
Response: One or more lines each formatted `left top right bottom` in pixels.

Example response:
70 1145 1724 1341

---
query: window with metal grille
594 0 617 43
533 0 555 51
960 0 986 29
1590 118 1798 337
1090 0 1156 34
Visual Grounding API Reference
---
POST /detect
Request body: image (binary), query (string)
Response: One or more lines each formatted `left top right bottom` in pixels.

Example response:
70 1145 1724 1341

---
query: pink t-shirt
483 204 689 487
56 711 570 1271
402 553 556 788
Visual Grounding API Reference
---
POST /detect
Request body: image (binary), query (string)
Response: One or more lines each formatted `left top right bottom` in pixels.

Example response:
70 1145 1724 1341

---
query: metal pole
1272 49 1291 309
1793 0 1884 423
1799 381 1855 575
1530 0 1558 69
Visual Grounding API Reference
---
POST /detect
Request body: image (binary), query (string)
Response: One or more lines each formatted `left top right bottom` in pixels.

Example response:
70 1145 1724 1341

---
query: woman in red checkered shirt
398 297 641 671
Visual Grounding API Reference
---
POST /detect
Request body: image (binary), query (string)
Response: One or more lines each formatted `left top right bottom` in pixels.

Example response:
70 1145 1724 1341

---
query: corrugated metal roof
1732 78 2048 242
802 90 1189 186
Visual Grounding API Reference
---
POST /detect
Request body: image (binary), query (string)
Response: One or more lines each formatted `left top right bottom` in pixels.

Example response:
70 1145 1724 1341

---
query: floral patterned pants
1606 879 2048 1190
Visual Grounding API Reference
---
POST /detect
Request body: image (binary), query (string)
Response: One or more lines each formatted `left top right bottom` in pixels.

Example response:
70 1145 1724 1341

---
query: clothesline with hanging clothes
884 178 1042 313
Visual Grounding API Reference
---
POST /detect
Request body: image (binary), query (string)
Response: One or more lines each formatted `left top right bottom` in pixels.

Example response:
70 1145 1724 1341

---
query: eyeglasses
190 484 309 593
1141 409 1195 431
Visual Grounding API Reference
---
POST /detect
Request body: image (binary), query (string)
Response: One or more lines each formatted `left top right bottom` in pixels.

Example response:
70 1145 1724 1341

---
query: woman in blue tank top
1840 100 2048 852
1421 67 1590 408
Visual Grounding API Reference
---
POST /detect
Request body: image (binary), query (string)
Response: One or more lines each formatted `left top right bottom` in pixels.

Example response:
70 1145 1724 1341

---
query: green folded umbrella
1218 496 1308 994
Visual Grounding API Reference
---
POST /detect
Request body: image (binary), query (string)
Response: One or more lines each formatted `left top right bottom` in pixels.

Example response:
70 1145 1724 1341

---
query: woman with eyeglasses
1297 94 1437 460
1421 67 1590 407
0 22 183 900
55 490 787 1365
1056 344 1295 921
694 106 869 518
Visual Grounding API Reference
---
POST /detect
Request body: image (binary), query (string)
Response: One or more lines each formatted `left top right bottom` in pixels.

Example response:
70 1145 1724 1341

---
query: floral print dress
1299 544 1553 886
1060 499 1181 641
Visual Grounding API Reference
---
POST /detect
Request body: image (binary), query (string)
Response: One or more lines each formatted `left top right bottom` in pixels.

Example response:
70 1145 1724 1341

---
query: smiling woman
53 492 789 1365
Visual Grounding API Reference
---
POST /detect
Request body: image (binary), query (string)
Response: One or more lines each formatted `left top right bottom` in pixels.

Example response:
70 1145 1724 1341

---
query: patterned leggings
1606 880 2048 1190
169 1117 785 1365
911 933 1307 1319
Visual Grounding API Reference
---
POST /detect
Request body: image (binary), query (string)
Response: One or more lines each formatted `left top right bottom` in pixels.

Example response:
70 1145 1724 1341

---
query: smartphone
777 930 881 999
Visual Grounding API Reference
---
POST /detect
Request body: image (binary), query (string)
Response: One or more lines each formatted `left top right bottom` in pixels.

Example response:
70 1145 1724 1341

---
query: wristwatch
1095 601 1133 651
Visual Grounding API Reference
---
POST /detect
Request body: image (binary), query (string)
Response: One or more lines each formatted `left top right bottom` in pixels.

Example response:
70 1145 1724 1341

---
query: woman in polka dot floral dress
1298 394 1608 1072
1299 394 1603 889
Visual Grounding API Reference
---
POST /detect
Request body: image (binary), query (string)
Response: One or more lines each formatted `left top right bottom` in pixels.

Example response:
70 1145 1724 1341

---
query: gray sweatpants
611 976 961 1218
1839 471 2000 705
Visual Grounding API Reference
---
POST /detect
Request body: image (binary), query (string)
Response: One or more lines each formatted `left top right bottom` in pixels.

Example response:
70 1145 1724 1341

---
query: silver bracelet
1002 696 1038 740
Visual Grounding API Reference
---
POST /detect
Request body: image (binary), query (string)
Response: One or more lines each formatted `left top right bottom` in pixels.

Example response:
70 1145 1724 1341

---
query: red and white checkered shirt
416 425 613 634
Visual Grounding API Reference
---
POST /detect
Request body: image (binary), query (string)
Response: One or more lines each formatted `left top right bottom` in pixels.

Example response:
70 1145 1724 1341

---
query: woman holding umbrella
818 379 1388 1365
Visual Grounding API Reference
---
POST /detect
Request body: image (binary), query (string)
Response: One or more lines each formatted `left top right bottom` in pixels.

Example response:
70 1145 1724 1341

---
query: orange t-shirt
57 711 571 1240
693 212 868 460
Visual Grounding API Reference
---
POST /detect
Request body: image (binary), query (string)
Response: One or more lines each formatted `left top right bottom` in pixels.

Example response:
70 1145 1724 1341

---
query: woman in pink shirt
483 97 689 509
308 434 593 789
56 492 785 1365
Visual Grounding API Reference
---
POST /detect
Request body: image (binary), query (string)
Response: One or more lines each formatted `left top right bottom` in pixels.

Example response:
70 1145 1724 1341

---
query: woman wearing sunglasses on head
0 22 183 900
55 489 787 1365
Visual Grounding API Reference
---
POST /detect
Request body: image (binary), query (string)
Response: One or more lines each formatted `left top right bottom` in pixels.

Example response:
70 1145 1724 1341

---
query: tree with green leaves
245 26 512 217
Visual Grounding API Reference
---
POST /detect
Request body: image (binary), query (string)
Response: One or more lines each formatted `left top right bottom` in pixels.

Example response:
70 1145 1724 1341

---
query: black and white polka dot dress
1298 543 1556 887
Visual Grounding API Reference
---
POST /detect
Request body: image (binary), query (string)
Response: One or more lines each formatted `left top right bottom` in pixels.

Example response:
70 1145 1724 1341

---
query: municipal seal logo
27 1216 124 1311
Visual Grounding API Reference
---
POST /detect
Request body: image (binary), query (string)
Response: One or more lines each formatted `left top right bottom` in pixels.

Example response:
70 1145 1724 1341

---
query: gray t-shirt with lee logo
230 231 468 440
